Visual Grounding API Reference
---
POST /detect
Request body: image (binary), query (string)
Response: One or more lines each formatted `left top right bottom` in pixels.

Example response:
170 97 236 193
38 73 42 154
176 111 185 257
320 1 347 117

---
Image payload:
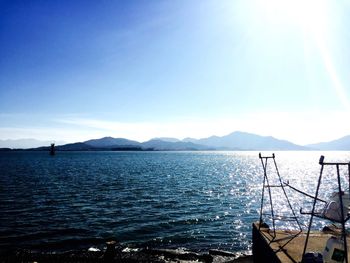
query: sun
256 0 350 111
257 0 327 35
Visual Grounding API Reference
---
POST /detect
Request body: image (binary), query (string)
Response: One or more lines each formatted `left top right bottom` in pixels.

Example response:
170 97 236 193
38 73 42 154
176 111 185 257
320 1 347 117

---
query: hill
7 131 348 151
84 137 140 148
306 135 350 150
187 131 307 150
141 139 212 151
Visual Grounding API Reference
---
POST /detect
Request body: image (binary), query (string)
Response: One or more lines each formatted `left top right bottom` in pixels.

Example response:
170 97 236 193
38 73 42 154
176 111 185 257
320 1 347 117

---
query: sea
1 151 350 254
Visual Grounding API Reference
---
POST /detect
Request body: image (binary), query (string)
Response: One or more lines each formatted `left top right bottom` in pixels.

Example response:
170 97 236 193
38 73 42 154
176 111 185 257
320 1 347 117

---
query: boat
253 153 350 263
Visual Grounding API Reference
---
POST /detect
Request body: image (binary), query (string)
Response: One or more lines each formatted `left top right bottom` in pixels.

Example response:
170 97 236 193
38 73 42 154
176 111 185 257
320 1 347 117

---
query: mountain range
1 131 350 151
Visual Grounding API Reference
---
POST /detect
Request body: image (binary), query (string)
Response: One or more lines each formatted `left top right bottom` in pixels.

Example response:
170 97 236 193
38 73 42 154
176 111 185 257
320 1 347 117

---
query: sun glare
259 0 327 33
258 0 350 111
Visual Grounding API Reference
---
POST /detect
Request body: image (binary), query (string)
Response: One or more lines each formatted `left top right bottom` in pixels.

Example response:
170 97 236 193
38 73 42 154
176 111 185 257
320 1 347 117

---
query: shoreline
0 243 253 262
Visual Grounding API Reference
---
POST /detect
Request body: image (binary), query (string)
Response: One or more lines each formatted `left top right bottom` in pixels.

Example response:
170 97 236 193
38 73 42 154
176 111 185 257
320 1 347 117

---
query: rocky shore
0 241 253 263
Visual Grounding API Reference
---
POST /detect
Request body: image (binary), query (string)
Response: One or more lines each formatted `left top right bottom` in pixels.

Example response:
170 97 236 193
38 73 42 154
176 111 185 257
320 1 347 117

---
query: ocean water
0 151 349 253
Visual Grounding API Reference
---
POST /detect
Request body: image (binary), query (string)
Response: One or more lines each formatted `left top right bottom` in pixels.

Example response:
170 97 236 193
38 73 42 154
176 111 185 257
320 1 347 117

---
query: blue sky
1 0 350 145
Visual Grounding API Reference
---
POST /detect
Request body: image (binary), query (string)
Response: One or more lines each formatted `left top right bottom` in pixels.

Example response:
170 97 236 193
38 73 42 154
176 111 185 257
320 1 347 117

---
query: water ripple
1 151 349 253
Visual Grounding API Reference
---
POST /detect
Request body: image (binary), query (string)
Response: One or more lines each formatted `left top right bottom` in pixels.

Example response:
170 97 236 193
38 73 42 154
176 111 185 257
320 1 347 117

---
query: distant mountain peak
194 131 306 150
84 137 140 147
150 137 180 143
142 139 212 150
306 135 350 150
182 137 197 143
6 131 350 151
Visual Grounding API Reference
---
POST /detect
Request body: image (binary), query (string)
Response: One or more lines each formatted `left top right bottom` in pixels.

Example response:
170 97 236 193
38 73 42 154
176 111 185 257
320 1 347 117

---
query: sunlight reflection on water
0 151 349 253
256 151 350 232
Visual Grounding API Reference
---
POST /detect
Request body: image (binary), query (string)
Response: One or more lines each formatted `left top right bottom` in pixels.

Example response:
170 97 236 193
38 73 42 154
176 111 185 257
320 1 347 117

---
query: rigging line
284 182 326 203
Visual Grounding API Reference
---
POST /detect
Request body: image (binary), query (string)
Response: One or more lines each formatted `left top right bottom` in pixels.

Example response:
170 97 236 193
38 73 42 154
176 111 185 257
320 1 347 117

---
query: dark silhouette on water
50 143 55 156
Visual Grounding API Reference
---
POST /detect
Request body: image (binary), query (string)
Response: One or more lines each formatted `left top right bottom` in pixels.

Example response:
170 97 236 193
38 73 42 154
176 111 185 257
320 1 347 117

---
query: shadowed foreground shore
0 242 253 263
